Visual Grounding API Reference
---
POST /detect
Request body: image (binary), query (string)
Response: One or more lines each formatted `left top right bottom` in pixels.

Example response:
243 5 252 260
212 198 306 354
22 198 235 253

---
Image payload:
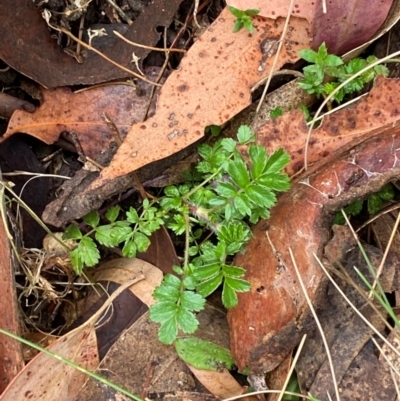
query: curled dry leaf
89 7 311 189
226 0 393 54
228 129 400 373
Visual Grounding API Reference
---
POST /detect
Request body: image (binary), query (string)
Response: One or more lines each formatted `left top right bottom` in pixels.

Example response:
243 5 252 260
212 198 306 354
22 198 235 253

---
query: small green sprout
228 6 260 34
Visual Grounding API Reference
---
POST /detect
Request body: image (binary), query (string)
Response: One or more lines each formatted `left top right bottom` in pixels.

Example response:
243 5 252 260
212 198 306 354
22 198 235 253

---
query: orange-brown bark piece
0 194 24 392
256 77 400 175
2 84 155 160
228 129 400 374
227 0 392 55
89 8 311 189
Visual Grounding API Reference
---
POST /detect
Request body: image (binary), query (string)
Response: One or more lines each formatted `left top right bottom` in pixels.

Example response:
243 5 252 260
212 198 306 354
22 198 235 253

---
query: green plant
299 42 389 103
270 106 283 119
228 6 260 34
64 125 291 343
332 183 395 225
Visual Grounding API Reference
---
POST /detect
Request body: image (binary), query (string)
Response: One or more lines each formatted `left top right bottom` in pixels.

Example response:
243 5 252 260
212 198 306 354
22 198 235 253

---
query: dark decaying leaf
0 0 183 87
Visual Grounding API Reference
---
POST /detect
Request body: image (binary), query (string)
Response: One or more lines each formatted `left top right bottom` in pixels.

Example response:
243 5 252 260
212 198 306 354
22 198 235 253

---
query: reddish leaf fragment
228 129 400 373
2 83 156 160
257 77 400 175
90 8 311 189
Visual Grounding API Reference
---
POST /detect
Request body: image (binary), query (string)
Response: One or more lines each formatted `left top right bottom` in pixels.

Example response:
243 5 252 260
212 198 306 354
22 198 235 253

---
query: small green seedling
64 125 291 344
299 42 389 103
270 106 283 119
228 6 260 34
333 183 395 225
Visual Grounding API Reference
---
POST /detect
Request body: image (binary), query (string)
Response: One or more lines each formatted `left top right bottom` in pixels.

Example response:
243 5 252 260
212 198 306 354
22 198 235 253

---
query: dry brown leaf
188 366 257 400
256 77 400 175
228 128 400 374
76 305 243 400
93 258 163 306
2 83 156 159
0 324 99 401
227 0 393 54
89 7 310 189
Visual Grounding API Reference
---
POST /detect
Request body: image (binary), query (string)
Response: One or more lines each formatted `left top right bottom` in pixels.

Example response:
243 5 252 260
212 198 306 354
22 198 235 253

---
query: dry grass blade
313 253 400 360
288 247 341 401
371 207 400 293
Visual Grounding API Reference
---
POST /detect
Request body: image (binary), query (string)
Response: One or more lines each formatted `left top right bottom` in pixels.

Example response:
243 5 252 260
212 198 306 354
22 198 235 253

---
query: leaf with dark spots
88 8 311 190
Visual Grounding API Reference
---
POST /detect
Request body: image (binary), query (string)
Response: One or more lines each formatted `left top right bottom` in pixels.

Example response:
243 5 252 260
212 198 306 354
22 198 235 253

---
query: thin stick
371 208 400 292
289 247 341 401
256 0 295 113
113 30 186 52
314 253 400 359
276 334 307 401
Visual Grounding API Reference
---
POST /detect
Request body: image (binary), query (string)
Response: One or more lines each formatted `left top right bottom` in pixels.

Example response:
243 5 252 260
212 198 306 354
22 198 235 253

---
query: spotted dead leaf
255 77 400 175
1 79 158 160
226 0 393 54
89 7 310 189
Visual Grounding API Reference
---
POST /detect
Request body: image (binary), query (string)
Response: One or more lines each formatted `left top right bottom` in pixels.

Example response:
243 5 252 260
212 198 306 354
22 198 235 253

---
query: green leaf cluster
299 43 389 103
64 202 164 274
64 125 291 344
333 183 395 224
228 6 260 34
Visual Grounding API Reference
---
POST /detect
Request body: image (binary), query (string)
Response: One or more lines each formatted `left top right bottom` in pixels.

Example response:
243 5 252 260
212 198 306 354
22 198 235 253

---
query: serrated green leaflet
197 273 223 297
105 205 120 222
76 237 99 267
64 224 82 240
83 210 100 228
175 338 235 371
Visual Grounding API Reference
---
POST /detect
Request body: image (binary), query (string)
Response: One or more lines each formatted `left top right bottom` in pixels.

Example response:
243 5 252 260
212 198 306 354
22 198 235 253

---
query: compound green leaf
133 232 151 252
265 148 291 173
249 144 267 179
227 158 250 189
224 276 251 292
237 125 254 144
95 225 115 247
181 291 206 311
